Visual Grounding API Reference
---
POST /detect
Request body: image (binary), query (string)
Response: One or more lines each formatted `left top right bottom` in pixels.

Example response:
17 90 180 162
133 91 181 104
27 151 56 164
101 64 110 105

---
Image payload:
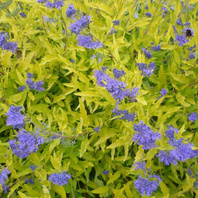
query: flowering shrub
0 0 198 197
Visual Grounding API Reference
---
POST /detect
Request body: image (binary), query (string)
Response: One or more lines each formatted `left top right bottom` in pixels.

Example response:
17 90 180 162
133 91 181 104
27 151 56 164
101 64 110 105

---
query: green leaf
92 186 109 194
80 138 90 157
107 171 121 185
49 139 60 152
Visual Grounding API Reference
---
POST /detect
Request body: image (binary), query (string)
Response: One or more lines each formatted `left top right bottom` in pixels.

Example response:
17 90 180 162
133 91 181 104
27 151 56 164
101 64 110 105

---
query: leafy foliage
0 0 198 197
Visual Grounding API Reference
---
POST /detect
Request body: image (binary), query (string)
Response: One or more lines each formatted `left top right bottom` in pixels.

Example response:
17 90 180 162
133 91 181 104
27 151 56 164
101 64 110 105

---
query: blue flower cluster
19 12 26 17
0 168 10 193
93 126 100 132
66 4 76 18
145 12 152 17
132 121 161 150
152 45 161 51
112 107 135 122
159 88 167 99
113 68 126 79
188 112 197 122
113 20 120 25
142 48 152 59
94 69 139 103
48 171 71 186
69 16 91 34
25 178 34 184
137 62 156 77
45 1 64 9
77 35 102 49
19 73 45 92
134 175 161 196
188 53 195 59
5 105 25 129
0 32 17 53
9 129 44 159
0 168 10 186
133 161 146 171
157 126 198 165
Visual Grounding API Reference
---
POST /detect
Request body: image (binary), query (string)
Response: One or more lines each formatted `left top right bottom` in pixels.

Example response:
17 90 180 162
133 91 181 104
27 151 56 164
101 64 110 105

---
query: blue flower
142 48 152 59
184 22 191 26
5 105 25 129
49 171 71 186
18 85 26 92
30 165 37 171
19 12 26 17
159 88 167 99
137 62 156 77
145 12 152 17
27 72 34 78
66 4 76 18
77 35 102 49
37 0 46 3
188 44 196 51
132 121 161 150
0 32 17 53
133 161 146 171
188 53 195 59
152 45 161 51
176 18 183 26
134 176 160 196
145 6 149 10
34 81 45 92
69 16 91 34
0 168 10 185
102 170 109 175
93 126 100 132
45 1 64 9
188 112 197 122
165 125 179 139
113 20 120 25
25 178 34 184
112 107 135 122
113 68 125 79
9 129 44 159
175 34 189 46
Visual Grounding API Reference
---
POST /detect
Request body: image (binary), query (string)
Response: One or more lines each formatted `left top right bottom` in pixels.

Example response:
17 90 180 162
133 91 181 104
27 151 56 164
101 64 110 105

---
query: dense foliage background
0 0 198 197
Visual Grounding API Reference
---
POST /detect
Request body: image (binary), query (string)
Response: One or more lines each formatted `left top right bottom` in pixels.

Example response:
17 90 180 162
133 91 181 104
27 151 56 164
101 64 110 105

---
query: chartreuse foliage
0 0 198 197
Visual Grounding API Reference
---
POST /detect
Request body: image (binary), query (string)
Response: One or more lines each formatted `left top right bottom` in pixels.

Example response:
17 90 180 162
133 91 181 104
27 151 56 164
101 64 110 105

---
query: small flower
49 171 71 186
113 68 126 79
18 85 26 92
66 4 76 18
113 20 120 25
145 6 149 10
134 176 160 196
69 16 91 34
19 12 26 17
27 72 34 78
152 45 161 51
133 13 138 19
132 121 161 150
188 53 195 59
176 18 183 26
93 126 100 132
161 7 167 18
188 112 197 122
133 161 146 171
25 178 34 184
145 12 152 17
9 129 44 159
188 44 196 51
77 35 102 49
112 108 135 122
0 168 10 186
184 22 191 26
30 165 37 171
71 59 75 63
175 34 189 46
5 105 25 129
137 62 156 77
159 88 167 98
102 170 109 175
37 0 47 3
0 32 17 53
110 27 116 34
142 48 152 59
34 81 45 92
